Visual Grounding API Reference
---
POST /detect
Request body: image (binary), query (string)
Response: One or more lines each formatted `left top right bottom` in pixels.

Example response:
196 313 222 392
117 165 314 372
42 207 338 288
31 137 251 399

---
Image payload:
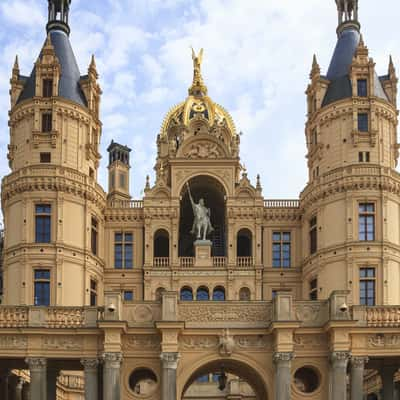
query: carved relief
368 334 400 348
43 336 83 350
235 335 272 350
184 142 221 159
0 335 28 349
130 305 154 323
219 329 235 356
126 335 160 350
294 334 327 349
295 304 323 324
179 336 219 350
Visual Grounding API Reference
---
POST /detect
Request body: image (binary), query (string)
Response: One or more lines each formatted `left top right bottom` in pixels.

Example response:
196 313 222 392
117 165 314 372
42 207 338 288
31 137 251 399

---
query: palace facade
0 0 400 399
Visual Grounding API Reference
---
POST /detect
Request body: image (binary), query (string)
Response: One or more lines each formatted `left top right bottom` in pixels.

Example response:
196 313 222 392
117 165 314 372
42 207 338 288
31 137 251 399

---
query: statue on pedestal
186 182 214 240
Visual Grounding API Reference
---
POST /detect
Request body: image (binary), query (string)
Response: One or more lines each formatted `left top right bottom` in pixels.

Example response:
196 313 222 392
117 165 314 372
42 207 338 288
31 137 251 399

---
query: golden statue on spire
189 47 208 97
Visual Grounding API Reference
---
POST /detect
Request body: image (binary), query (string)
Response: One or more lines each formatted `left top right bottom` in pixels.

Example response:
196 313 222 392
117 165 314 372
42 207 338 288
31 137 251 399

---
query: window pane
282 233 291 242
125 233 133 242
357 79 368 97
124 291 133 301
180 289 193 301
34 282 50 306
358 113 369 132
115 233 123 242
125 244 133 268
272 233 281 242
115 244 123 268
197 288 209 301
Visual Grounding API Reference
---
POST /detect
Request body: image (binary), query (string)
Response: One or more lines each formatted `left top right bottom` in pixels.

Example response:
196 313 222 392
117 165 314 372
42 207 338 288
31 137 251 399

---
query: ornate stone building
0 0 399 399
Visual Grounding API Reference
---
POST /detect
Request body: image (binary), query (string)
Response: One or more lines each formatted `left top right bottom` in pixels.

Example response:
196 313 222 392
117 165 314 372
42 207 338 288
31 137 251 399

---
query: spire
335 0 360 36
88 54 98 79
389 55 396 79
13 55 19 72
310 54 321 79
188 48 208 97
47 0 72 36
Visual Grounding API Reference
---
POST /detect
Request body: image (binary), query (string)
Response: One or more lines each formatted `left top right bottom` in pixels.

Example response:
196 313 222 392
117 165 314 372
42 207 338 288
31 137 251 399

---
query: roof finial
47 0 72 36
13 55 19 72
310 54 321 79
335 0 360 36
189 48 208 97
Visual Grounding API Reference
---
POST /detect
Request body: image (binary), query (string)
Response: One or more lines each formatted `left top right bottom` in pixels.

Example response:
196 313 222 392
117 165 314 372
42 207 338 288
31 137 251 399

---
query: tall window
35 204 51 243
309 278 318 300
91 217 98 255
360 267 376 305
114 232 133 269
42 113 52 133
309 216 317 255
357 79 368 97
272 232 291 268
90 279 97 306
359 203 375 241
34 270 50 306
42 79 53 97
358 113 369 132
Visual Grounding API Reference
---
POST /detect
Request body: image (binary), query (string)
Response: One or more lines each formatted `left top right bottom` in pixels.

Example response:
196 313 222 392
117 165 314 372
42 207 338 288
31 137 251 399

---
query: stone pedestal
103 353 122 400
350 356 368 400
26 358 47 400
194 240 212 267
273 352 293 400
329 352 349 400
161 352 180 400
81 358 99 400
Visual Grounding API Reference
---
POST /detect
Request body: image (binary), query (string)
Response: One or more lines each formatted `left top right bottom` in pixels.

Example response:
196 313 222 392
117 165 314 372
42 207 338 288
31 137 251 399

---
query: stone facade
0 0 400 399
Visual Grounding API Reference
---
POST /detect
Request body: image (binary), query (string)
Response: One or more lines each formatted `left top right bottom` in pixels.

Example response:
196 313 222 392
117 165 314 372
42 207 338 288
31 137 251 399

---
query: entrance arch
180 357 270 400
179 175 226 257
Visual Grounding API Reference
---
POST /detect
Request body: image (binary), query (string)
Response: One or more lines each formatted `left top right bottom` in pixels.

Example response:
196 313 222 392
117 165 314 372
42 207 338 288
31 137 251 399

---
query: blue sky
0 0 399 199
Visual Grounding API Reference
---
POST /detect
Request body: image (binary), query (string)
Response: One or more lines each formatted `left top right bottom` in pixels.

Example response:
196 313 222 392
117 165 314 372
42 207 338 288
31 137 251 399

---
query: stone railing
353 306 400 327
108 200 144 208
58 374 85 391
180 257 195 268
213 257 227 267
264 199 300 208
0 306 100 328
154 257 170 267
237 257 254 268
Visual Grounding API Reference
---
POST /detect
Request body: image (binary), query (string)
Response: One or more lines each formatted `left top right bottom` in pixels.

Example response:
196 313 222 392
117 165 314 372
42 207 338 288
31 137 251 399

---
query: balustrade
180 257 194 267
154 257 170 267
212 257 227 267
237 257 254 268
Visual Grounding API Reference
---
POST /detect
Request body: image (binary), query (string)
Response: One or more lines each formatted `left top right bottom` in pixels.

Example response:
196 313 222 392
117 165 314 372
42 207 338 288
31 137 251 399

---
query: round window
129 368 158 396
294 367 320 393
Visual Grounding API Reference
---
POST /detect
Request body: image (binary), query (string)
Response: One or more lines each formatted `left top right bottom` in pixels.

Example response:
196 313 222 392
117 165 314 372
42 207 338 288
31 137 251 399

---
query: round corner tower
301 0 399 305
2 0 106 306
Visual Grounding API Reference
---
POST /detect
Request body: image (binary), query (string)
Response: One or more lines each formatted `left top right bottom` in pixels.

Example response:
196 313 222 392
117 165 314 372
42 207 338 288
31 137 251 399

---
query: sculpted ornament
0 336 27 349
126 335 160 350
235 335 271 349
102 353 122 368
184 142 221 159
219 329 235 356
180 336 219 350
43 336 82 350
368 334 400 348
273 352 294 363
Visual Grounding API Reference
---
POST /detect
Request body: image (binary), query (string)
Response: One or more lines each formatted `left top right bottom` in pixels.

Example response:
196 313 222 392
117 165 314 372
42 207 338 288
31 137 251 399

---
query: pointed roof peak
13 55 19 71
188 47 208 97
310 54 321 79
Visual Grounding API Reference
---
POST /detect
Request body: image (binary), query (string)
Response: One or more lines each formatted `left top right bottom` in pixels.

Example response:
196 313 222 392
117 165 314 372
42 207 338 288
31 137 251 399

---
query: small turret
335 0 359 35
107 141 132 201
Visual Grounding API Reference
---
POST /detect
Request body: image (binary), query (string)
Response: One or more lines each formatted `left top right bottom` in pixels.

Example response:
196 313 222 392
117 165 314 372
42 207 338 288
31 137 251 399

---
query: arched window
180 287 193 301
237 229 252 257
196 286 209 301
154 229 169 258
155 287 166 301
239 287 251 301
212 286 225 301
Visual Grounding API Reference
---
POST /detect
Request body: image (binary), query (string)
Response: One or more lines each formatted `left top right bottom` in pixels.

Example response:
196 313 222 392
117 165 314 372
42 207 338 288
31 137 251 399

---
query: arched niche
180 287 193 301
179 175 226 257
237 228 252 257
181 358 269 400
153 229 170 258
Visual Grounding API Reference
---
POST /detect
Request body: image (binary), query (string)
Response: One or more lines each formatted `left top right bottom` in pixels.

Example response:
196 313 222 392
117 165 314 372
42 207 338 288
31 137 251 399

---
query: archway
237 228 252 257
179 175 226 257
154 229 170 257
181 358 269 400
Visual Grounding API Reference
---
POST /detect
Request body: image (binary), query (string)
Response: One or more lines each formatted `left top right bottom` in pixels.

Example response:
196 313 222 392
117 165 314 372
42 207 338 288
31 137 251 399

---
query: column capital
351 356 369 368
102 352 122 369
81 358 99 370
160 352 180 369
25 357 47 371
330 351 350 366
273 352 294 364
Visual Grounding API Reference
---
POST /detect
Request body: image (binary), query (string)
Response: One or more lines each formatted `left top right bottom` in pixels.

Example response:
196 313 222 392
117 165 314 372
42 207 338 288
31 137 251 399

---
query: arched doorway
179 175 226 257
237 228 252 257
181 358 269 400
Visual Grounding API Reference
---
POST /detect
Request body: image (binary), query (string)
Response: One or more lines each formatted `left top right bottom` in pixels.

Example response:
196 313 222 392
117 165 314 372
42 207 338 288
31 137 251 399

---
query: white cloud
0 0 45 27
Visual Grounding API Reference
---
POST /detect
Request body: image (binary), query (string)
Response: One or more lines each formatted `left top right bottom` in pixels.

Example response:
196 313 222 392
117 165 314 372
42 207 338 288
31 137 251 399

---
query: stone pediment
177 136 229 159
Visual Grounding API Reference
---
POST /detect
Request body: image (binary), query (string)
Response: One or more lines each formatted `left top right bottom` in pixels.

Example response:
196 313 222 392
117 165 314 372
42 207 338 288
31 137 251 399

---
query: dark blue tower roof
17 30 87 107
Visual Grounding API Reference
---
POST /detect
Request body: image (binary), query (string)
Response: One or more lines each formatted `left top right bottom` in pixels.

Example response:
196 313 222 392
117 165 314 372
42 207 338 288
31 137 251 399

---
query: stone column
103 353 122 400
15 378 25 400
350 356 368 400
81 358 99 400
25 358 47 400
329 352 349 400
273 352 293 400
160 352 180 400
381 366 398 400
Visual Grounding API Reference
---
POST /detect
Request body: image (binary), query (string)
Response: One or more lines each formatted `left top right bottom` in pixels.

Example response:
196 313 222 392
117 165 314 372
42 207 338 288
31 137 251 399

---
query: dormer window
357 79 368 97
42 79 53 97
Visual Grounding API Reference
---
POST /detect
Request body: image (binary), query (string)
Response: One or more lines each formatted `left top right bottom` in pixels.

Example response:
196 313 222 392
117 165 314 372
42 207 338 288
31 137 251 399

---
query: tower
302 0 399 305
107 140 132 201
2 0 105 306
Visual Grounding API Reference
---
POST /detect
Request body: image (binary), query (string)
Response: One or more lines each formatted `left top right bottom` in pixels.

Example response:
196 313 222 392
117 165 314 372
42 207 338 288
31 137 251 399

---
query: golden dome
160 49 237 139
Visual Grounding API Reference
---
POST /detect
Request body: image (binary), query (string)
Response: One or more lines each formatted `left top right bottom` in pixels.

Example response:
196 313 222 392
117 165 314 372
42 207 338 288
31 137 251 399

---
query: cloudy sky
0 0 399 199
